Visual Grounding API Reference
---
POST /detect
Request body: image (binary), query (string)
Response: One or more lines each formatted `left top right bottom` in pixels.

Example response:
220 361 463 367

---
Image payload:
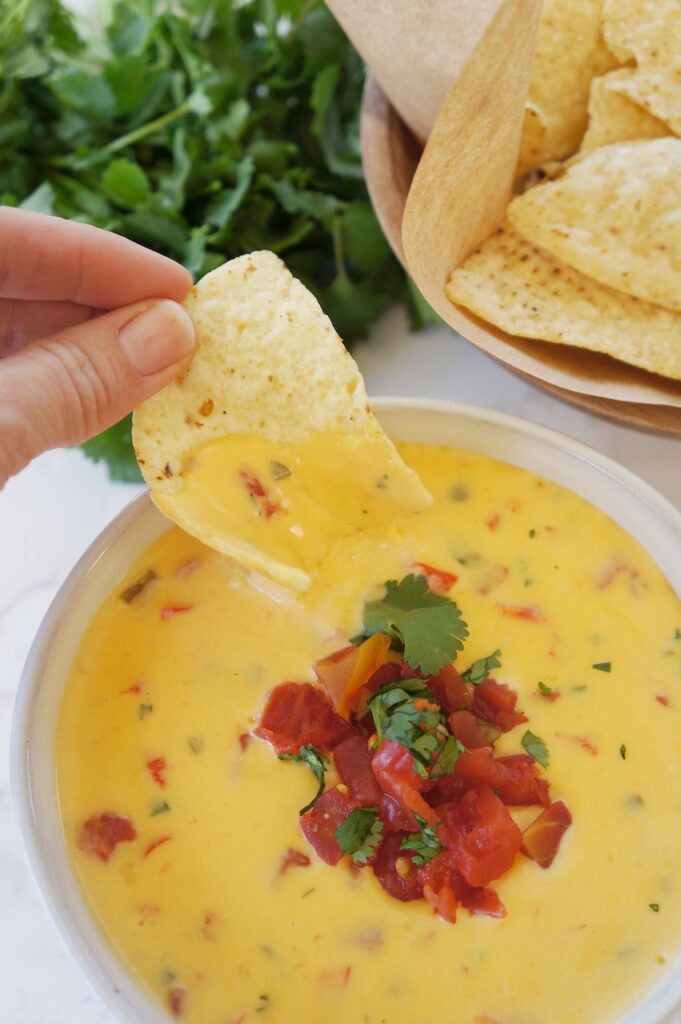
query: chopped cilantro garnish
529 529 536 538
400 815 445 866
462 649 502 685
335 808 383 864
187 735 204 754
430 736 464 779
674 629 681 640
279 744 326 815
368 681 444 768
619 744 627 760
538 681 554 697
139 703 153 719
592 662 611 673
361 575 469 675
649 903 660 912
151 801 171 816
521 729 550 768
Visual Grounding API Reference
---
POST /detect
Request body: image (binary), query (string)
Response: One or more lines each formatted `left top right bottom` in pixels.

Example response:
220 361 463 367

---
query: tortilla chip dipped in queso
133 252 432 590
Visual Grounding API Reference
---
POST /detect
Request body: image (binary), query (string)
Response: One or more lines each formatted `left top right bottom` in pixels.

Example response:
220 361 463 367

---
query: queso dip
56 443 681 1024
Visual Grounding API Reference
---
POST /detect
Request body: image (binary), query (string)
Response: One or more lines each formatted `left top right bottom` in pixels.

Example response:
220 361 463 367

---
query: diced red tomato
161 604 194 620
314 645 360 705
314 635 395 718
521 801 572 869
300 787 356 865
433 747 549 807
459 882 506 918
429 664 471 712
239 467 281 517
378 793 419 833
279 848 311 874
168 986 186 1018
472 678 527 733
373 833 423 901
146 756 167 788
449 710 500 749
333 735 383 806
254 682 355 755
78 812 136 862
496 602 544 622
418 854 460 923
442 787 522 887
656 695 670 707
372 740 439 826
413 562 458 595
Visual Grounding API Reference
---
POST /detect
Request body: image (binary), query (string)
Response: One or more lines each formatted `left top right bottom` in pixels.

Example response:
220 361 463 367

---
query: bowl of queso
12 399 681 1024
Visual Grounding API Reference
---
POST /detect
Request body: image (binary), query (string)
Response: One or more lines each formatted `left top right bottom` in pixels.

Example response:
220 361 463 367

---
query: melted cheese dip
56 444 681 1024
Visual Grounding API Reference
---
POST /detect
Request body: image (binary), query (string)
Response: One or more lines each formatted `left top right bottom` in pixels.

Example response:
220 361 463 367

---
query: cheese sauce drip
56 444 681 1024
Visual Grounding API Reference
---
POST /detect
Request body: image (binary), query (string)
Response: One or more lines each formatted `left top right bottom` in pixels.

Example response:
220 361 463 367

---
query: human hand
0 208 196 487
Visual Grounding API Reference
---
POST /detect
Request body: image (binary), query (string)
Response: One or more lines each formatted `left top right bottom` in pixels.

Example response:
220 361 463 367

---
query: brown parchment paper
333 0 681 426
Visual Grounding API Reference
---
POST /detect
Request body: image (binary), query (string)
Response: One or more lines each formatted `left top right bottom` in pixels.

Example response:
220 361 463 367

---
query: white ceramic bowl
11 399 681 1024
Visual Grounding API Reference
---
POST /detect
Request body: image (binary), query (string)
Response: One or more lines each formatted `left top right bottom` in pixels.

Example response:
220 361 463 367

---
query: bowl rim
10 396 681 1024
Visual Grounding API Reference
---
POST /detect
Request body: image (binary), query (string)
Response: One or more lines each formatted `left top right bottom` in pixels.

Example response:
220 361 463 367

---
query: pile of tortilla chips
447 0 681 382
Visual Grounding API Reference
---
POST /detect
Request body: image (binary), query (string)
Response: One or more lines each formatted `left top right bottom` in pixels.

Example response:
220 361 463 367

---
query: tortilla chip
516 0 618 176
601 0 681 133
446 222 681 381
508 139 681 312
580 69 670 152
609 66 681 137
133 252 432 589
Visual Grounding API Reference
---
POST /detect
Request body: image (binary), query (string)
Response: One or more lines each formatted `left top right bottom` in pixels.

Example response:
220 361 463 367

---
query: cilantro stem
331 217 348 283
104 98 198 155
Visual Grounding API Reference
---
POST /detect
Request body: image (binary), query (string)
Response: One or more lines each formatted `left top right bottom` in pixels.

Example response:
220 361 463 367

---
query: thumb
0 298 195 485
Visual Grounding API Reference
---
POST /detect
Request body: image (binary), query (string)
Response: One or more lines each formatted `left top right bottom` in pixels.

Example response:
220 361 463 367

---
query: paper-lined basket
330 0 681 433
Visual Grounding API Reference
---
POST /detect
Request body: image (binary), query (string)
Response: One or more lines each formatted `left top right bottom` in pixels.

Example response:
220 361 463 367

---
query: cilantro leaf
368 681 444 769
400 815 444 866
538 681 556 698
362 575 469 675
462 649 502 685
430 736 464 780
335 807 383 864
521 730 550 768
592 662 611 673
279 744 326 814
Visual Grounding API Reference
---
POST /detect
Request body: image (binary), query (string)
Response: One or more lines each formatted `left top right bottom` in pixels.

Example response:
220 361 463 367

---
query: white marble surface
1 310 679 1023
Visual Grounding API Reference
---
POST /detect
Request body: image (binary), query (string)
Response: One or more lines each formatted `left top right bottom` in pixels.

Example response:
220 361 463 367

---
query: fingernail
118 300 195 377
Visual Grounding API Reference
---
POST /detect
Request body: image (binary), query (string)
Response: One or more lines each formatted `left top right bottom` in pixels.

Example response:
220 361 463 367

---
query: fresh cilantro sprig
368 679 446 773
279 744 326 814
462 649 502 685
400 814 445 866
360 575 469 675
521 730 550 768
1 0 435 481
335 807 383 864
430 736 464 780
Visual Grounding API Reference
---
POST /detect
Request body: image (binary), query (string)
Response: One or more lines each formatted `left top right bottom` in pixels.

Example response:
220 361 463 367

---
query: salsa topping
78 812 137 862
256 574 571 924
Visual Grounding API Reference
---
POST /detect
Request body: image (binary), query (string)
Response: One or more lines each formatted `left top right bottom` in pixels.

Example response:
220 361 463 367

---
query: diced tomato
146 756 167 788
371 740 439 826
472 678 527 733
300 787 356 865
279 848 311 874
435 748 549 807
378 793 419 833
314 635 396 718
413 562 458 595
486 513 500 531
656 695 670 707
161 604 194 620
314 645 360 705
429 664 471 712
449 710 500 749
78 812 136 862
459 882 506 918
168 986 186 1018
239 467 281 517
333 735 383 806
238 732 251 751
372 833 423 901
254 682 355 755
496 602 544 622
418 854 460 923
521 801 572 869
442 787 522 887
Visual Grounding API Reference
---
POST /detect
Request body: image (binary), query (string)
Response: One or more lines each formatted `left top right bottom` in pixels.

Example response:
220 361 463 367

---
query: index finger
0 208 193 308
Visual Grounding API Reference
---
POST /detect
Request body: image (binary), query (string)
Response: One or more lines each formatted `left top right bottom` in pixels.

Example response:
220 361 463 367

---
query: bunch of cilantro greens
0 0 435 480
